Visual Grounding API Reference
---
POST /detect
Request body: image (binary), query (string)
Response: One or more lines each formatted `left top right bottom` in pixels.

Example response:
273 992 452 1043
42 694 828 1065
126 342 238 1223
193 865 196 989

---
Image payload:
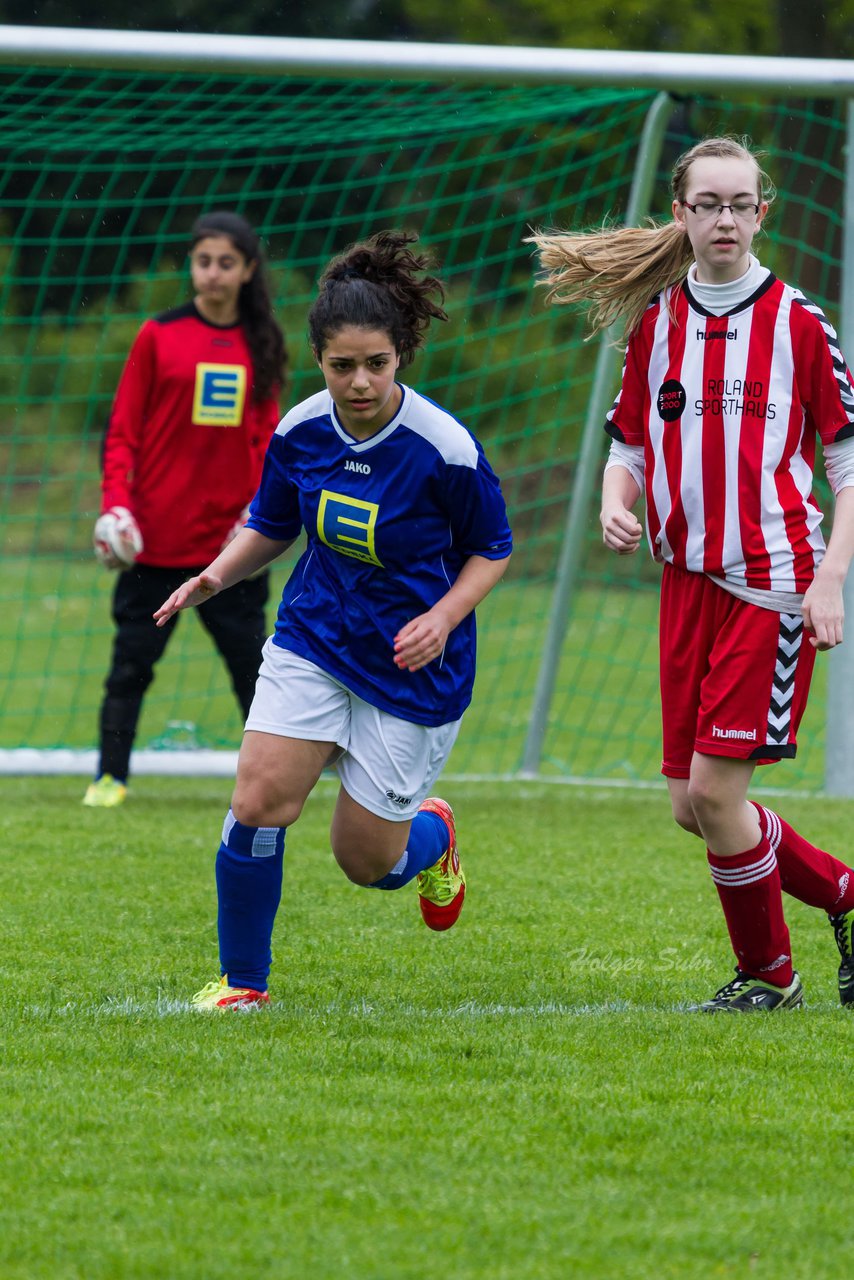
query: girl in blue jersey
155 230 513 1010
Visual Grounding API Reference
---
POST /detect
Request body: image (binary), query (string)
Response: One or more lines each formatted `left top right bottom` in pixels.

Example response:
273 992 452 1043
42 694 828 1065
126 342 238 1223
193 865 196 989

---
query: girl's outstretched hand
153 572 223 627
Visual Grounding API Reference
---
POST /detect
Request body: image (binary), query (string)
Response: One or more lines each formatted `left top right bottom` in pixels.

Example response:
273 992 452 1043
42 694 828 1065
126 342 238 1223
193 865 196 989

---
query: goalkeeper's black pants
97 563 269 781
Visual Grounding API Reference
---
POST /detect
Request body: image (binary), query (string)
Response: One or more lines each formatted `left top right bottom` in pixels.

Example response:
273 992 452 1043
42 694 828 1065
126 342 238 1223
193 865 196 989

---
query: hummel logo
697 329 738 341
712 724 756 741
345 459 371 475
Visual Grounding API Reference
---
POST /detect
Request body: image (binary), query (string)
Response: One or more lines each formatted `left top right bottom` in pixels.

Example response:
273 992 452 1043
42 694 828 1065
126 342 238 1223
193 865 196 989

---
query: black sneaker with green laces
694 969 804 1013
828 909 854 1007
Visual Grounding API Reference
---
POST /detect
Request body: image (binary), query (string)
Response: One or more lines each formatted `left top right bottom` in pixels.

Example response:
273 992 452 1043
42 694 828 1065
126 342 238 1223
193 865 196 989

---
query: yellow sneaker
82 774 127 808
416 797 466 931
191 976 270 1011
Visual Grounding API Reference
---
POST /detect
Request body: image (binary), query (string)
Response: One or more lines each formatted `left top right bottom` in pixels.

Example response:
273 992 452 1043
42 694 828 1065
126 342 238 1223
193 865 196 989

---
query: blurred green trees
0 0 851 57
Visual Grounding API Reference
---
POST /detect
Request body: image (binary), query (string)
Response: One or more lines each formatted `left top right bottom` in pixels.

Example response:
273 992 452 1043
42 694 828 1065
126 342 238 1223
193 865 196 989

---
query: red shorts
659 563 816 779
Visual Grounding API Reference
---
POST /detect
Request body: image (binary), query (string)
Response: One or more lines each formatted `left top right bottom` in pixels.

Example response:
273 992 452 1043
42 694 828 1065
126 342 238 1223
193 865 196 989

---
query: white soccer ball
93 507 143 569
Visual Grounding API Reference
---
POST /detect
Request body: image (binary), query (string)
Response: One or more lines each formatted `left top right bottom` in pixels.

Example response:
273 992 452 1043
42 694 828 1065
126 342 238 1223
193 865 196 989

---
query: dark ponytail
308 229 448 366
190 211 287 402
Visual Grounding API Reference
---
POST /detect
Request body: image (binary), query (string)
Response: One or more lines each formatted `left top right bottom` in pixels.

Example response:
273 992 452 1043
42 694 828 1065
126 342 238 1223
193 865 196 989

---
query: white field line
17 995 842 1018
18 996 688 1017
0 748 828 800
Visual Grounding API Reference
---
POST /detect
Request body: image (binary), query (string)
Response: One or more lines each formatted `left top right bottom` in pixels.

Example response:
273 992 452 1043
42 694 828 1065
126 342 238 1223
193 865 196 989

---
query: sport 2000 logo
656 379 686 422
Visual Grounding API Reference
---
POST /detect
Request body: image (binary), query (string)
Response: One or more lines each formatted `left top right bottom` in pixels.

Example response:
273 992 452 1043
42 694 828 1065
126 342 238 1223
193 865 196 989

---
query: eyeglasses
681 201 760 221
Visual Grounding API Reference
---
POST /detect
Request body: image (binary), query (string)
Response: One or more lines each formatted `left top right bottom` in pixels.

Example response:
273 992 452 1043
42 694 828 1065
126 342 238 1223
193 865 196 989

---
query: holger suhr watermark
564 946 717 977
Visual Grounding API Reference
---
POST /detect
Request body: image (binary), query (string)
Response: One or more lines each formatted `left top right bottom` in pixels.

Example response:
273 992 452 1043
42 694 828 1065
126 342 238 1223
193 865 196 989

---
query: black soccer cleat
829 909 854 1007
693 968 804 1013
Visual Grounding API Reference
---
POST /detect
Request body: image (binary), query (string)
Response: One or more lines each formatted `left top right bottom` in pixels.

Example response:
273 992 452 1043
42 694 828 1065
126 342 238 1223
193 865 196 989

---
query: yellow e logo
317 490 383 566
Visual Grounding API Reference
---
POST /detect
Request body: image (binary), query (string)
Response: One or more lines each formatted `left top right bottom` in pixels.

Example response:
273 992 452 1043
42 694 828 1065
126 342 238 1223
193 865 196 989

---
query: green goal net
0 63 845 788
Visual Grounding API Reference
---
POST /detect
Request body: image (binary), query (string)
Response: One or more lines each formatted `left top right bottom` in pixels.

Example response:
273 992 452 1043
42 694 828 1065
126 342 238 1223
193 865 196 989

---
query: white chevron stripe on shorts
765 613 802 747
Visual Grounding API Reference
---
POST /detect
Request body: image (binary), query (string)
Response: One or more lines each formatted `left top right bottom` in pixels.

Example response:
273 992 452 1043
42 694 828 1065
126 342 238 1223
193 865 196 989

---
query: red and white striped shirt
606 275 854 592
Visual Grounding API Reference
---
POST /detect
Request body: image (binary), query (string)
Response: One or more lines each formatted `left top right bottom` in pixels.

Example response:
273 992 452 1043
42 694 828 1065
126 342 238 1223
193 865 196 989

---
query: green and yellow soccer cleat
416 796 466 932
694 968 803 1013
190 976 269 1012
82 774 127 808
829 908 854 1007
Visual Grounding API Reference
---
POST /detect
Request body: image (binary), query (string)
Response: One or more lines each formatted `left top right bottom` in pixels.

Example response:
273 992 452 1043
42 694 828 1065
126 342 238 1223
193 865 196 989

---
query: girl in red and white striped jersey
531 137 854 1013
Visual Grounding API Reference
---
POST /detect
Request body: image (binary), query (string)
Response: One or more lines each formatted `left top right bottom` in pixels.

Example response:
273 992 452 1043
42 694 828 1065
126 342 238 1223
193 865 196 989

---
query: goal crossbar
0 25 853 96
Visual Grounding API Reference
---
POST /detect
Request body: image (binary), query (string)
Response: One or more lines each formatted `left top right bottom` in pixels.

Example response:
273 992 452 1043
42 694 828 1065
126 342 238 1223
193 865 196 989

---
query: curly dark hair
308 229 448 366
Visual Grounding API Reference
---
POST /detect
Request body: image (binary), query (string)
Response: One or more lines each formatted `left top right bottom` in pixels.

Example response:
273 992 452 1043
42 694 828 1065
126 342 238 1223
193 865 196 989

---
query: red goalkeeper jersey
605 275 854 592
101 302 280 567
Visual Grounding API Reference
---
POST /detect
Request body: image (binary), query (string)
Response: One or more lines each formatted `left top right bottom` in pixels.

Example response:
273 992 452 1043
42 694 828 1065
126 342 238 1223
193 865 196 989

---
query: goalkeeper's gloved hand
93 506 144 569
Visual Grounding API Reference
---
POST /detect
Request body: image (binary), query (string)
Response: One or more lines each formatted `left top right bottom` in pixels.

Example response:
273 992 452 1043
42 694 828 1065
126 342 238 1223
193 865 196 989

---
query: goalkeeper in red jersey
531 137 854 1013
84 211 286 807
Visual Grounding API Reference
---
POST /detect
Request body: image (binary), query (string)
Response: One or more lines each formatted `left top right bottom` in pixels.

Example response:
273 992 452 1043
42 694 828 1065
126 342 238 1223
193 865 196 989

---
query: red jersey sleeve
792 297 854 446
249 389 282 490
101 322 158 513
604 320 653 447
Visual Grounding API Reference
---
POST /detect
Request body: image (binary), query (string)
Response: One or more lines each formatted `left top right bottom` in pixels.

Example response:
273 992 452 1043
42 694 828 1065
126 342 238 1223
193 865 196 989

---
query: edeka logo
657 379 686 422
317 489 383 566
192 363 247 426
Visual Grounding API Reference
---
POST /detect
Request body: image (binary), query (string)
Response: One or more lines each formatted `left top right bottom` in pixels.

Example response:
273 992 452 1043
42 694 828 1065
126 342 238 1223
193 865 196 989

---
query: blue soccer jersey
246 383 512 727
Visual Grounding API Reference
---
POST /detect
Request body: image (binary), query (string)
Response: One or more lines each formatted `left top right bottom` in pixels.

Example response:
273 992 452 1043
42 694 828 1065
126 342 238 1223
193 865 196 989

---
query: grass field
3 775 852 1279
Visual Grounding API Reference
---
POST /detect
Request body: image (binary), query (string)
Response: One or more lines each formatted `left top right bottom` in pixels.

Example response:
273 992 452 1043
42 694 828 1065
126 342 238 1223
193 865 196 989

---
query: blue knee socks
215 810 285 991
215 807 448 983
369 809 448 890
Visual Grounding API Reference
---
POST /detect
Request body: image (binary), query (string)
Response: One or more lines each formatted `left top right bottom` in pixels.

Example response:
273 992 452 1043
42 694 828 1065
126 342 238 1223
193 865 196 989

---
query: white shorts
245 640 462 822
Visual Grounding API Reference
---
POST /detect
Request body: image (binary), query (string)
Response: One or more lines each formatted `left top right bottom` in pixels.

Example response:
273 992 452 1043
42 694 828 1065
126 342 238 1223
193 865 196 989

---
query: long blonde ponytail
529 221 692 338
527 135 774 338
